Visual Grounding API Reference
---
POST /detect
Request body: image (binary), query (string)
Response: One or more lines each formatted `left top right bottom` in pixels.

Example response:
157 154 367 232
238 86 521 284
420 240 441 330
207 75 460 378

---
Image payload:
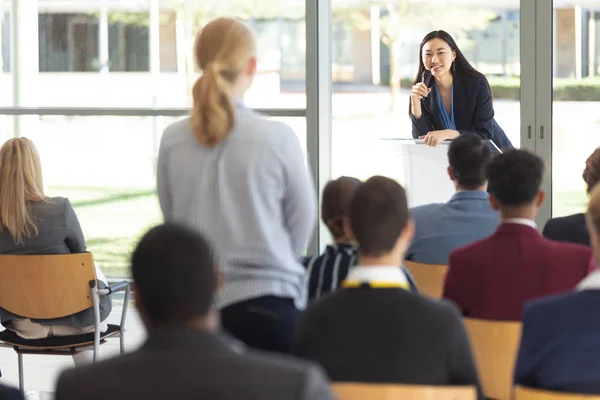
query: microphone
422 70 433 88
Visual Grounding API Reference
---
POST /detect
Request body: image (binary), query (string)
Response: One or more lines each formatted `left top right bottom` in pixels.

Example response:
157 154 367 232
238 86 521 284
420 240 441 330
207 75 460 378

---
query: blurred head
191 18 257 147
586 184 600 265
0 138 46 244
583 148 600 194
447 134 492 191
321 176 362 244
132 224 219 329
487 149 545 219
349 176 413 259
413 30 478 85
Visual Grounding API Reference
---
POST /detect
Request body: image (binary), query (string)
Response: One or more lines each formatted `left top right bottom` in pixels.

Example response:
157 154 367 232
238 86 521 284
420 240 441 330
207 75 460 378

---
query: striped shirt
303 244 419 302
157 101 316 310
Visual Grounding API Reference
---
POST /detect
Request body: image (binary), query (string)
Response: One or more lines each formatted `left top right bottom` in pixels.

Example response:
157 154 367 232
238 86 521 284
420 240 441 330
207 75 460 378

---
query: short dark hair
487 149 545 206
321 176 362 238
349 176 409 256
131 224 216 326
448 134 492 190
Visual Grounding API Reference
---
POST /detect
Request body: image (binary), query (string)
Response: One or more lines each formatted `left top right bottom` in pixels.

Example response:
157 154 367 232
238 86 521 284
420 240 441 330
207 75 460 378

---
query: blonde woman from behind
157 18 316 354
0 138 111 365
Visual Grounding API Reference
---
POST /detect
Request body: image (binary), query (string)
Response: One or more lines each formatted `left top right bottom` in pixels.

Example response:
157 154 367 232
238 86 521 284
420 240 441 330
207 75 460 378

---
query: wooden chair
0 253 130 393
463 318 522 400
331 383 476 400
403 261 448 298
515 386 600 399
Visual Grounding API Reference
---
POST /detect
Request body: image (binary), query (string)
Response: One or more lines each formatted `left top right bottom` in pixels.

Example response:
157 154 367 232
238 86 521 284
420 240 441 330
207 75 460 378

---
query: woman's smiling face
422 38 456 77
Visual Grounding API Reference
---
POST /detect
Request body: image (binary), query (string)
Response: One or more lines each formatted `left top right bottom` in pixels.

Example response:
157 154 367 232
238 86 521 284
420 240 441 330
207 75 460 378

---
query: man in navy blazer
444 150 595 321
412 72 513 150
407 134 499 265
514 184 600 395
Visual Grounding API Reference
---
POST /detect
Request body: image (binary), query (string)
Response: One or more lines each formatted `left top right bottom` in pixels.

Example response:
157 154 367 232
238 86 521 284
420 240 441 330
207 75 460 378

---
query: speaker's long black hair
409 30 490 116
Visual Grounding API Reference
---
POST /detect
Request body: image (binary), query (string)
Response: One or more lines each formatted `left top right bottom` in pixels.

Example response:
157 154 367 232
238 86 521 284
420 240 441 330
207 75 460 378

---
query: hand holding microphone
410 70 432 102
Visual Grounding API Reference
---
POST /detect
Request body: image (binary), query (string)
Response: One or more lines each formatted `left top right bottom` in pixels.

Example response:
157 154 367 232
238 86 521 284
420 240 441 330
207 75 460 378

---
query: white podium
381 139 501 208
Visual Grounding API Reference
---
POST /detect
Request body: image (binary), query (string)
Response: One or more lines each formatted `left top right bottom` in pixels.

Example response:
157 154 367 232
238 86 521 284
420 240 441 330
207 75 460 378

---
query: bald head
586 183 600 263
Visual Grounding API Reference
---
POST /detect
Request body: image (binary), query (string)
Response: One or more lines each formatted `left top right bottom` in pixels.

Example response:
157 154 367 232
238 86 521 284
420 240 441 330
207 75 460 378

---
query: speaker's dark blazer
543 213 590 247
411 72 513 150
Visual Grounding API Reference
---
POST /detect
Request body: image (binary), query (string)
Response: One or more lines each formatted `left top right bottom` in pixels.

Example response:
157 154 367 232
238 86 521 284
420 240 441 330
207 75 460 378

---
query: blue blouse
433 83 457 130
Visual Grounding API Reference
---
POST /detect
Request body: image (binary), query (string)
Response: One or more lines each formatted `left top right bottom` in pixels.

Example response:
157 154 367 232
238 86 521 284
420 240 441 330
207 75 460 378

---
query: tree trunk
389 39 400 112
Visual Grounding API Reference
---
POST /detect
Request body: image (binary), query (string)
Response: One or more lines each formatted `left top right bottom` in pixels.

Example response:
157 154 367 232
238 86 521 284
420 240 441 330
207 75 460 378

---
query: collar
343 265 408 289
577 269 600 291
449 191 489 202
503 218 538 229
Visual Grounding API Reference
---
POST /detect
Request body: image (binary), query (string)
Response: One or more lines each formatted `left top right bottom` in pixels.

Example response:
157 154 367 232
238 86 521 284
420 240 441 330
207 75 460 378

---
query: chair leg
18 353 24 394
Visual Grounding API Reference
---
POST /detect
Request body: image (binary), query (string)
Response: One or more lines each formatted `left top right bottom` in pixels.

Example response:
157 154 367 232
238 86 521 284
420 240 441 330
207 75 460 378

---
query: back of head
0 138 46 244
487 149 544 206
131 224 216 327
321 176 362 239
448 134 491 190
349 176 409 256
583 147 600 194
587 184 600 265
191 18 256 147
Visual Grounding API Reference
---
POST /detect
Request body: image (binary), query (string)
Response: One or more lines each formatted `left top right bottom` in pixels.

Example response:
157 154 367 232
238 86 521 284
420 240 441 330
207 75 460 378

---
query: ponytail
190 64 236 147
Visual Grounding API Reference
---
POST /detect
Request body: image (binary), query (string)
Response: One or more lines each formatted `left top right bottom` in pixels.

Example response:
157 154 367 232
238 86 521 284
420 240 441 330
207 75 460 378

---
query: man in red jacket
443 149 596 321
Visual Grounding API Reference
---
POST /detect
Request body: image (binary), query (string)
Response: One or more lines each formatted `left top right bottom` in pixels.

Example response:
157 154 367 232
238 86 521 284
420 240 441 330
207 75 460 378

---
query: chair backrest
331 383 476 400
404 261 448 298
463 318 522 400
515 386 600 400
0 253 97 319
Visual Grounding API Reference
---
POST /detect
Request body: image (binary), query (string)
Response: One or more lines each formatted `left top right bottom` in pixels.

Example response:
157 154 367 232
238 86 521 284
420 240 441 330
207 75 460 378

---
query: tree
334 0 495 110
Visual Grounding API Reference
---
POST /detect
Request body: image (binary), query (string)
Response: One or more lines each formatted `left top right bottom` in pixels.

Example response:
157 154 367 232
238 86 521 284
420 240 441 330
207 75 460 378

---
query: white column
11 0 39 137
99 4 109 74
575 5 583 80
149 0 161 174
0 1 4 73
370 6 380 85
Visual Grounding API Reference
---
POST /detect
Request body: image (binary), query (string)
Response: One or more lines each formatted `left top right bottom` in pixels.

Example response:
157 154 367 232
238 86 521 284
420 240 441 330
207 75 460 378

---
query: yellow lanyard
341 280 410 290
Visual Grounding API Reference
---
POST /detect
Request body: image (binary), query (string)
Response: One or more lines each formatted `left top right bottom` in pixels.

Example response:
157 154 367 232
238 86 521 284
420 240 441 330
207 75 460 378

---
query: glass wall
329 0 521 184
3 0 307 277
552 2 600 218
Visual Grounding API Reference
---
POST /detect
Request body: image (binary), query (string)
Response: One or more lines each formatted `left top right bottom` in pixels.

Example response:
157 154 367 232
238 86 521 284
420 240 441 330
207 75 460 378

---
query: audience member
0 383 22 400
406 134 499 264
514 183 600 394
303 177 361 301
293 176 481 397
444 149 595 320
303 177 416 301
55 224 334 400
156 18 315 353
543 147 600 246
0 138 111 365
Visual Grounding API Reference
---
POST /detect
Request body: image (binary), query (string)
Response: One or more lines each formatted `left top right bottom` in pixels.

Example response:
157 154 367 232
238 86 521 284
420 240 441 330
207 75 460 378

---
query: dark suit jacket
444 223 595 320
0 384 22 400
56 329 334 400
411 72 513 149
515 288 600 394
293 288 482 399
543 213 590 247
